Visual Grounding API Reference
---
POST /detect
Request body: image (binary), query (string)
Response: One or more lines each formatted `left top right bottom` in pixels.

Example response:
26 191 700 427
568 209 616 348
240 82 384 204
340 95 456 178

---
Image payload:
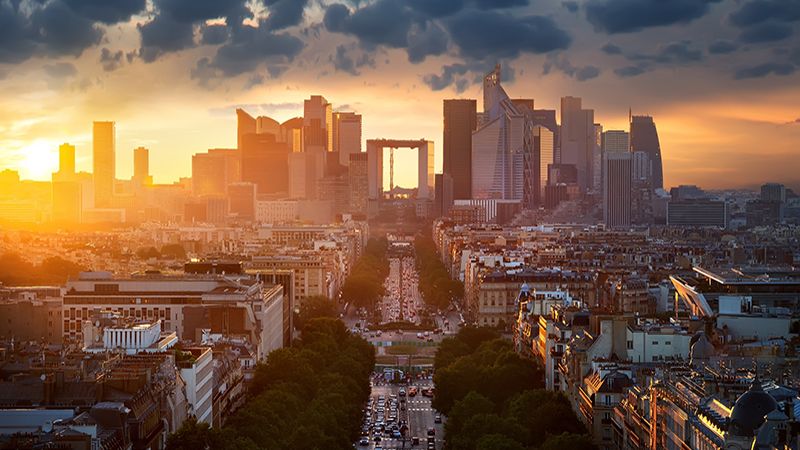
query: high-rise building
434 173 454 218
761 183 787 203
630 115 663 190
236 109 256 150
288 152 325 199
93 121 115 208
348 153 368 213
632 151 651 184
59 143 75 175
228 182 256 221
602 130 630 154
603 152 632 228
532 125 554 206
592 124 603 193
471 65 529 202
531 109 559 162
304 95 332 153
667 200 727 228
241 133 290 195
560 97 594 191
332 112 361 166
192 149 240 197
133 147 151 186
443 99 477 200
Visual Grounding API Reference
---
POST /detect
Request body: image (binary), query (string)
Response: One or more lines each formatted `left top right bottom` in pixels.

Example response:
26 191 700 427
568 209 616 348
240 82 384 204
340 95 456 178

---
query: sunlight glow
18 139 58 180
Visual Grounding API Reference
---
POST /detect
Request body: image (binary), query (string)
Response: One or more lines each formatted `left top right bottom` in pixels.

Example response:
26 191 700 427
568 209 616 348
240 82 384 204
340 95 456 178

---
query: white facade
180 347 214 426
256 200 298 224
626 326 691 363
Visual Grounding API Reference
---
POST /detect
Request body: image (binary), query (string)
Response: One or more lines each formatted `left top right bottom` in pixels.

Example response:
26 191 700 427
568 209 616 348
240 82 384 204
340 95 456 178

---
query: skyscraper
471 65 529 202
304 95 332 153
236 109 256 150
241 133 290 195
332 112 362 166
560 97 594 191
133 146 151 186
348 152 368 213
630 115 663 190
603 152 632 228
59 143 75 175
92 121 115 208
592 124 603 193
192 149 240 196
532 125 554 206
443 99 477 199
434 173 454 218
602 130 630 154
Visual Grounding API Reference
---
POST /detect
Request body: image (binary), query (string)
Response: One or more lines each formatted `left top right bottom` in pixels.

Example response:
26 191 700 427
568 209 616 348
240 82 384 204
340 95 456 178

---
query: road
359 377 444 450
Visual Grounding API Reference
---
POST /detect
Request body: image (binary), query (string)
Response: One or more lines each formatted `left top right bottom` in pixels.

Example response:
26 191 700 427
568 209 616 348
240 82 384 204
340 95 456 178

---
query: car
411 436 420 445
374 435 382 443
358 437 369 446
434 415 442 423
427 427 435 436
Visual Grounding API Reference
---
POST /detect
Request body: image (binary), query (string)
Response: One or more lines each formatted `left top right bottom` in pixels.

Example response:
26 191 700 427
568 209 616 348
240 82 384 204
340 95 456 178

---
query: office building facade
93 121 115 208
443 99 477 199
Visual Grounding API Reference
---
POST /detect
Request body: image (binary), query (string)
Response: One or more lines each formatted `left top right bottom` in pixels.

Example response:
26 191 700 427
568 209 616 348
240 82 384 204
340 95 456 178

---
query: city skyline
0 0 799 190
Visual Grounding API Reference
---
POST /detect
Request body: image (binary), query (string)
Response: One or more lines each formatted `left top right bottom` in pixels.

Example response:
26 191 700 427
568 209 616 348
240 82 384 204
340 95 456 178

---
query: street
358 375 444 450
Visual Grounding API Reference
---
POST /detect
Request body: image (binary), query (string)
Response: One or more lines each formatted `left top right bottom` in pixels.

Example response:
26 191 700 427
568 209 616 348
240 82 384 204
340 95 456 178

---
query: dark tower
443 99 477 199
630 115 663 190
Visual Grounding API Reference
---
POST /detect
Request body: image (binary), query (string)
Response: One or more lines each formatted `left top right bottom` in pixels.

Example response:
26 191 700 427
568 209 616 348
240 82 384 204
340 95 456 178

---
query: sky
0 0 799 191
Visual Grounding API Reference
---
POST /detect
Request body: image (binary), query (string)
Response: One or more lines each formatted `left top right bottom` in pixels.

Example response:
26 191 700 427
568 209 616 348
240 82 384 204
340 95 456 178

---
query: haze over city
0 0 799 189
2 1 800 450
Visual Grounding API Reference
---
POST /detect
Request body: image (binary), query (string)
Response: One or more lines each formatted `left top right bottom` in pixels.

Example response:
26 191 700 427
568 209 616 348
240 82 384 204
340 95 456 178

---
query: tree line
434 327 595 450
340 236 389 310
415 234 464 311
0 252 84 286
166 317 375 450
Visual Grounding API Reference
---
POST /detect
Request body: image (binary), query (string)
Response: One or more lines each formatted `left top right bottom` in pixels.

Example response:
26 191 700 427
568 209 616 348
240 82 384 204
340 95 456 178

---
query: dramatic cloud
407 22 449 63
324 0 413 49
446 10 571 60
138 13 195 62
614 64 649 77
627 41 703 64
734 62 796 79
543 54 601 81
264 0 310 31
405 0 529 18
562 1 579 13
422 63 469 90
738 22 794 43
100 48 124 71
585 0 722 34
601 43 622 54
61 0 146 25
708 40 738 54
156 0 249 24
728 0 800 27
331 44 375 75
200 24 230 46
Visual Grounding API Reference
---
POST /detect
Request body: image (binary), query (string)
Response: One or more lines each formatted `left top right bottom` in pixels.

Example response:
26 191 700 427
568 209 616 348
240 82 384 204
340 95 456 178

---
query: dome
689 332 715 364
728 380 778 437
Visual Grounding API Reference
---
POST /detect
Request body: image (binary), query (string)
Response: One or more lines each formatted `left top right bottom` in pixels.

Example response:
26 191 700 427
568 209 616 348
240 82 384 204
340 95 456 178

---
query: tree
538 433 597 450
136 246 160 259
296 295 337 329
160 243 186 260
166 417 213 450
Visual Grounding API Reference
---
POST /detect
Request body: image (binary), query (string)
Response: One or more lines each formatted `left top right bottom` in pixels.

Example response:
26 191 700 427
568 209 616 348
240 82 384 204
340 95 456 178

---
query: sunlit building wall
303 95 332 153
93 121 115 208
59 143 76 176
333 112 361 166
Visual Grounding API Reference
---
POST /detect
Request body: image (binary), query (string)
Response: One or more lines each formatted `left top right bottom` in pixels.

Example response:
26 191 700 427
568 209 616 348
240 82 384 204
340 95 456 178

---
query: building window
627 340 633 349
665 341 671 345
652 341 658 345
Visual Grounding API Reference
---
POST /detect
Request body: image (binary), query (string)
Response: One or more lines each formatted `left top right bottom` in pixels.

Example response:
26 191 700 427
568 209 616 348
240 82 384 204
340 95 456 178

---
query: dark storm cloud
728 0 800 27
156 0 250 24
738 22 794 43
585 0 722 34
200 24 230 45
61 0 146 25
404 0 529 18
138 13 195 63
601 43 622 54
323 0 413 48
614 64 649 77
543 54 601 81
100 48 124 71
330 44 375 75
562 1 579 13
627 41 703 64
446 10 571 60
734 62 796 79
407 22 448 63
264 0 310 30
422 63 469 90
708 40 738 54
191 22 304 86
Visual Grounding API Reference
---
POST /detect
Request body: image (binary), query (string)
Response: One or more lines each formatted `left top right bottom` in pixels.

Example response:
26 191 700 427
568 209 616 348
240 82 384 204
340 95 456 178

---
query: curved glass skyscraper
630 115 663 190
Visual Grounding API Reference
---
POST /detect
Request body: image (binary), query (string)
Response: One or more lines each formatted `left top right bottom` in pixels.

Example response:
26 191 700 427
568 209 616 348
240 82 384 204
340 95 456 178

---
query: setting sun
18 140 58 181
